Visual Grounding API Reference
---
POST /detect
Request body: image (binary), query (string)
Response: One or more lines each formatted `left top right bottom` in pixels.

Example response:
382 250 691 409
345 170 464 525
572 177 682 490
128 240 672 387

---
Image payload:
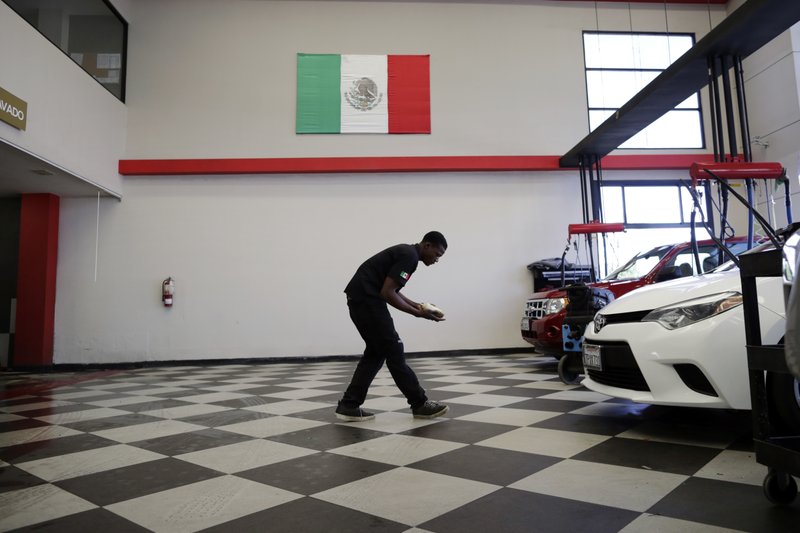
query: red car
521 238 750 358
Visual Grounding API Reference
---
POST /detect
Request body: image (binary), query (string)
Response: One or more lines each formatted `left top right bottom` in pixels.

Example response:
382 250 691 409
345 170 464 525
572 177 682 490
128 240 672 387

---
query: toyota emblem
594 313 606 333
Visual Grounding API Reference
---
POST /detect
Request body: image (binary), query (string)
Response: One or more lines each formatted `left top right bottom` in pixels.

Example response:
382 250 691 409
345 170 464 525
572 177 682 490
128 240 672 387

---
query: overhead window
583 32 703 149
3 0 127 101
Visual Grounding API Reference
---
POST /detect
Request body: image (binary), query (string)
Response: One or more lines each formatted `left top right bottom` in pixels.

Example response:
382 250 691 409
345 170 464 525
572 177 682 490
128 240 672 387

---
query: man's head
419 231 447 266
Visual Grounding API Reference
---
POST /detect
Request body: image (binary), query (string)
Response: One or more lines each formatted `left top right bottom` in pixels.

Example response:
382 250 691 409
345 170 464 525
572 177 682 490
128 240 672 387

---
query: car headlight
642 291 742 330
545 298 568 315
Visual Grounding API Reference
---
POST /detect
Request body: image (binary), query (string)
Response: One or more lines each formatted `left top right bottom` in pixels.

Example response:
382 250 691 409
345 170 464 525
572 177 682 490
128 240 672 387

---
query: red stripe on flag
388 55 431 134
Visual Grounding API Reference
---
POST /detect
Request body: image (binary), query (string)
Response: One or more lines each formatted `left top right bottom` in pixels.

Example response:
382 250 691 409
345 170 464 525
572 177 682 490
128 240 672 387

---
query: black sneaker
335 404 375 422
412 400 449 419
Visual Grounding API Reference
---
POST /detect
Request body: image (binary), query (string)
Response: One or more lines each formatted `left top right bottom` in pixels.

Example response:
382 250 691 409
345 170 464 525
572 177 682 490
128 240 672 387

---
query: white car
581 264 798 429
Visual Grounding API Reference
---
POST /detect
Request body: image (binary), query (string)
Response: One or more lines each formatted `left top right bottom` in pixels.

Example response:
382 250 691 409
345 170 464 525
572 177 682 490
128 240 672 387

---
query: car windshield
605 245 672 281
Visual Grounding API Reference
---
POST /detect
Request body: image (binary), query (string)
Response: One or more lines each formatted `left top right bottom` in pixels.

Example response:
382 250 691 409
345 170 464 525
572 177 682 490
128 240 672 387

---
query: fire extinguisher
162 277 175 307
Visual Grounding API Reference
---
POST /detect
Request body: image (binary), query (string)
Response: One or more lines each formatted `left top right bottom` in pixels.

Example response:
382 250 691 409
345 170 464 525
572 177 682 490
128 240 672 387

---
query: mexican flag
296 54 430 134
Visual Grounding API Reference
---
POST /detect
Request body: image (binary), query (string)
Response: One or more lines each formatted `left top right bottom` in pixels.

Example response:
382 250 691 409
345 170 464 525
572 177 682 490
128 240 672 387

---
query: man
336 231 449 422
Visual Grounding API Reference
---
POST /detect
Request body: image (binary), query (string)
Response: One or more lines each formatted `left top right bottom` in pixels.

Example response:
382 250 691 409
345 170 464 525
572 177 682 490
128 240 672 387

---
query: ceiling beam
560 0 800 167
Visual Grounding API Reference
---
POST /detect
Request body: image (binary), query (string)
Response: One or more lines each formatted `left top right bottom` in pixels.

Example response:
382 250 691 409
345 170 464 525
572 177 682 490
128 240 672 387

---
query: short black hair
422 231 447 250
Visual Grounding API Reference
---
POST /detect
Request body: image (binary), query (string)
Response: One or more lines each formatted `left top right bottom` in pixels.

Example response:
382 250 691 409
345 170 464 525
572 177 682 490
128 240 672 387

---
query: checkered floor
1 353 798 532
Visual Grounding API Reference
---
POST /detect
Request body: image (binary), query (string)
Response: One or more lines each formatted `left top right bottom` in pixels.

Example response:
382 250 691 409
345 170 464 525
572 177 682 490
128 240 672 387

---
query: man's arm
379 277 443 321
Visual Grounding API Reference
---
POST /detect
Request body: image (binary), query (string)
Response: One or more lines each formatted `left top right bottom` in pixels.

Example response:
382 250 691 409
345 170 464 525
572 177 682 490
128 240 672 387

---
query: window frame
2 0 128 102
582 30 705 150
600 179 713 231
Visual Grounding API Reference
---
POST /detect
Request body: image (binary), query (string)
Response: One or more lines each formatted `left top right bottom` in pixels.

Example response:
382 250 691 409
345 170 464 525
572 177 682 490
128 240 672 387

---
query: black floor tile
419 488 638 533
531 413 640 436
127 428 254 456
180 408 273 428
571 436 723 475
6 508 151 533
61 413 164 432
0 433 118 464
400 419 515 444
199 495 408 533
0 465 48 493
408 445 561 486
54 458 223 506
237 452 395 494
649 477 800 532
111 399 194 413
504 397 594 413
267 422 388 451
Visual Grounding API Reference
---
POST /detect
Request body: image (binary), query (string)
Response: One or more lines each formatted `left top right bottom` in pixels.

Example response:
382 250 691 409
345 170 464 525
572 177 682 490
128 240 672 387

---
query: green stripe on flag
296 54 341 133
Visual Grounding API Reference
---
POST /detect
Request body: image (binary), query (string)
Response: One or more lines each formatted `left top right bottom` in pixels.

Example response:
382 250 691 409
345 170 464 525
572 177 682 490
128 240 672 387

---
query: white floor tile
694 450 767 486
125 386 193 396
0 425 83 448
83 395 165 408
362 396 412 411
0 400 75 413
431 383 507 394
337 411 442 434
15 444 164 482
537 390 613 402
199 383 276 392
329 434 465 466
43 390 111 400
445 393 527 407
176 391 254 403
138 403 232 419
263 388 339 400
0 413 24 422
456 407 560 427
242 400 330 415
93 419 208 443
34 407 132 424
510 459 687 512
620 513 747 533
477 427 609 458
313 467 499 526
514 381 579 391
217 415 326 438
106 475 301 533
176 439 316 473
0 484 96 531
275 380 343 389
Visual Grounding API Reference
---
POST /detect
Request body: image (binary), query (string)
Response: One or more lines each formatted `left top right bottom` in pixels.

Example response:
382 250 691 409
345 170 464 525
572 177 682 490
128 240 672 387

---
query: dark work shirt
345 244 419 302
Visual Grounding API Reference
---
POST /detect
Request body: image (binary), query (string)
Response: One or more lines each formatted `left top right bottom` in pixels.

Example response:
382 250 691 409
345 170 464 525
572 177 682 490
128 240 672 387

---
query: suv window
605 245 672 281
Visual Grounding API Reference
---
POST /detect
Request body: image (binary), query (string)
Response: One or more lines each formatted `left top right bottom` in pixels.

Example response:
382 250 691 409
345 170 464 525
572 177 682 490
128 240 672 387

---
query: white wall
0 2 126 196
123 0 726 159
741 23 800 229
51 0 753 364
56 170 584 362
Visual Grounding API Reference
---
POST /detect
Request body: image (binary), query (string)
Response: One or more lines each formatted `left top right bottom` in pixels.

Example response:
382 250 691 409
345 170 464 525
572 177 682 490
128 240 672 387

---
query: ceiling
0 139 119 199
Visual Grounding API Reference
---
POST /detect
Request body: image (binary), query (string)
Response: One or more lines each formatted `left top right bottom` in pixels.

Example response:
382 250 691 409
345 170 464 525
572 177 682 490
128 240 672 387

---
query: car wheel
766 372 800 435
763 470 797 505
558 354 582 385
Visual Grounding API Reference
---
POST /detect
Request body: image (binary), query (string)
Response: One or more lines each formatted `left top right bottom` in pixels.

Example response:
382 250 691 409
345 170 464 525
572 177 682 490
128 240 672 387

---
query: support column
14 194 59 367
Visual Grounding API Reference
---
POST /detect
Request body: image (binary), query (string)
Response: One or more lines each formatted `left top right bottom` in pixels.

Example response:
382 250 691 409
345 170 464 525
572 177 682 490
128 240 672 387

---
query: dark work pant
340 298 427 409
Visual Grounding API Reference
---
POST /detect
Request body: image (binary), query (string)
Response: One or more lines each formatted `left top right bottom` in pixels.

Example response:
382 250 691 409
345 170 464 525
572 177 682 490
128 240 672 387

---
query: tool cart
740 224 800 505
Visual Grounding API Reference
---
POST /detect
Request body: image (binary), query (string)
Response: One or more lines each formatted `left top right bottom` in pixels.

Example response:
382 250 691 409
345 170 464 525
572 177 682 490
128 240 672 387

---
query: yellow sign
0 86 27 131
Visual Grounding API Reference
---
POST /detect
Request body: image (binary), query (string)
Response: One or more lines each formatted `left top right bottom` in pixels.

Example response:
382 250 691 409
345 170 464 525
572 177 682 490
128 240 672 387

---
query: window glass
624 186 682 223
584 31 702 149
3 0 126 101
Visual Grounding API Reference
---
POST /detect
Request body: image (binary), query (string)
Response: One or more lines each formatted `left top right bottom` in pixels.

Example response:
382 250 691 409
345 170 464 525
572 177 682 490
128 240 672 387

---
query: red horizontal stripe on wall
119 154 717 176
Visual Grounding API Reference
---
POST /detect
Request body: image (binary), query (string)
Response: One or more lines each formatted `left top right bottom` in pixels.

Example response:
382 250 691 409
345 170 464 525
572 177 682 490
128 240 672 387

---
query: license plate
582 343 602 371
521 318 530 331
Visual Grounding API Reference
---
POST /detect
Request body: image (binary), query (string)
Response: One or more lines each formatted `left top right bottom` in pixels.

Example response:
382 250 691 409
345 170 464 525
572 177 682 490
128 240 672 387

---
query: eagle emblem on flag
344 77 383 111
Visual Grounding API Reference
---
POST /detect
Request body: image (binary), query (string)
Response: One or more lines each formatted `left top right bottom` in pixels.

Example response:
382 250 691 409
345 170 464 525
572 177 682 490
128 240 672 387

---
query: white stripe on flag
340 55 389 133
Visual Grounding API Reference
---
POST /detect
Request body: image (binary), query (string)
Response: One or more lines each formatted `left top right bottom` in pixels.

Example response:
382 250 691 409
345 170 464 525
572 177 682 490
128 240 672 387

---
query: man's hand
418 303 446 321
